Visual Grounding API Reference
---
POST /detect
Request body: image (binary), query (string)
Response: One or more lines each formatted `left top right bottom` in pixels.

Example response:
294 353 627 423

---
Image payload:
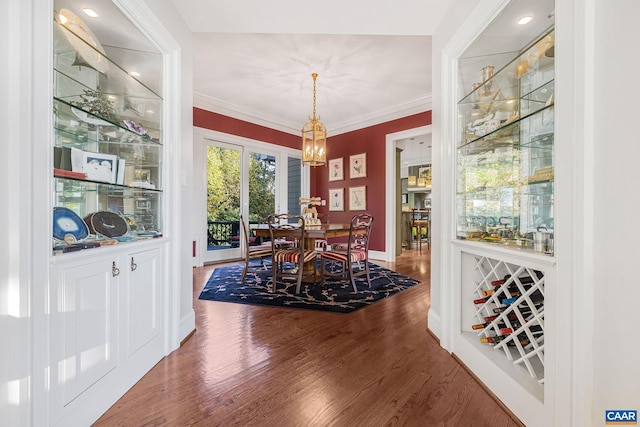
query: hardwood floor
94 248 521 427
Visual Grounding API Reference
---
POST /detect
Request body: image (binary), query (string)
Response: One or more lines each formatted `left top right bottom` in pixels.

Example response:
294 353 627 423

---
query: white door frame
193 127 303 266
384 125 433 261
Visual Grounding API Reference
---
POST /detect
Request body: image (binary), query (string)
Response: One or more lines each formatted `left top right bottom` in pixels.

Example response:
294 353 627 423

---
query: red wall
194 108 300 148
194 107 432 252
313 112 432 252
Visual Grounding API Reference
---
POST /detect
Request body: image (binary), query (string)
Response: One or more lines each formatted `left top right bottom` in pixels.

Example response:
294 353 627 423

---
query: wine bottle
480 336 530 346
493 282 533 294
472 322 511 331
481 329 543 345
493 302 543 314
501 289 544 305
472 317 524 330
501 270 544 285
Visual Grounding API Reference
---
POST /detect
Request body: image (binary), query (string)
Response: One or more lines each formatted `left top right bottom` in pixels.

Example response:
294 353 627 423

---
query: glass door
203 141 242 263
248 152 276 224
201 138 304 264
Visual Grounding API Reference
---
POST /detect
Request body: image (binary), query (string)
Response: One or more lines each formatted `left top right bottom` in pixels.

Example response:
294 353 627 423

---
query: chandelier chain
312 72 318 121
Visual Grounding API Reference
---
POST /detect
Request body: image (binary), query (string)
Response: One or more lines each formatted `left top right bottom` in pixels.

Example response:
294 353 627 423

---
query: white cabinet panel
56 257 118 407
124 247 162 357
50 243 165 426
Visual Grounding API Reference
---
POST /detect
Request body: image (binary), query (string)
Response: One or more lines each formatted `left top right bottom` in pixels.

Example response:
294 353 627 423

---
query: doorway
385 125 433 261
194 129 305 266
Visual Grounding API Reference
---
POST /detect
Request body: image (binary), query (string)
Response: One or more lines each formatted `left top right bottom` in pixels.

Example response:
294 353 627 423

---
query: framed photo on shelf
349 153 367 179
329 188 344 211
328 157 344 182
134 168 151 183
82 151 118 183
349 186 367 211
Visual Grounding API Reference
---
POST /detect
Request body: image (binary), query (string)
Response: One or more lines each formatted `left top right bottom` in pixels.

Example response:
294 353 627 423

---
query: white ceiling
167 0 455 135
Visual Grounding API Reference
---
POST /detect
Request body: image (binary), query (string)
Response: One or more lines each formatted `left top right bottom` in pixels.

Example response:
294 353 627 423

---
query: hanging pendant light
302 73 327 167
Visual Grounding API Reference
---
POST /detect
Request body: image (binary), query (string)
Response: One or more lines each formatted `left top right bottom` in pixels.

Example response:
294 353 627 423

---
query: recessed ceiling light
129 71 140 77
82 8 99 18
517 15 533 25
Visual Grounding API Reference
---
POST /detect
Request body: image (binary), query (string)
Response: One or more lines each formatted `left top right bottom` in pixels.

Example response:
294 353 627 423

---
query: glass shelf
53 21 163 140
456 29 555 250
52 13 164 251
54 97 161 145
53 174 163 193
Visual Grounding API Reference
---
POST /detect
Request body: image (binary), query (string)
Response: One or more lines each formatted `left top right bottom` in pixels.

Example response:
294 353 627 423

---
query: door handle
112 261 120 277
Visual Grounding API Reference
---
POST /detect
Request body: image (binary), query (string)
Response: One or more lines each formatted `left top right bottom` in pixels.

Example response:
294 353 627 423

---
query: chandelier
302 73 327 166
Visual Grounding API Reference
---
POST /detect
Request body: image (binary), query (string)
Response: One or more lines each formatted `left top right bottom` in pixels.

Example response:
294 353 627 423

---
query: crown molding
193 92 432 137
331 95 432 136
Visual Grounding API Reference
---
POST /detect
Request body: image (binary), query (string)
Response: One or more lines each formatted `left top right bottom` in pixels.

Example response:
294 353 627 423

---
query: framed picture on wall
349 186 366 211
329 188 344 211
328 157 344 181
349 153 367 179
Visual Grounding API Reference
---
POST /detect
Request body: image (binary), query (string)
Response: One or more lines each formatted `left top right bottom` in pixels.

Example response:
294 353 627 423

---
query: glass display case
52 11 163 251
456 29 554 254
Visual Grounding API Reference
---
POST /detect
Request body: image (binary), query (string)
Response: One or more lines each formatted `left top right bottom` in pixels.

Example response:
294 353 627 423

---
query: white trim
437 0 510 353
195 92 432 137
384 125 432 262
114 0 186 355
427 310 441 340
192 127 303 265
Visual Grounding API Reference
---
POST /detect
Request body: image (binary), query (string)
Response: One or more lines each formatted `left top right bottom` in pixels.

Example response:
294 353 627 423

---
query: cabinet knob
130 257 137 271
112 261 120 277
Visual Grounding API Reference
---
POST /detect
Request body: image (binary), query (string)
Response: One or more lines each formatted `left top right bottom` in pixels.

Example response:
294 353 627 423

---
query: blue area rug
198 261 420 313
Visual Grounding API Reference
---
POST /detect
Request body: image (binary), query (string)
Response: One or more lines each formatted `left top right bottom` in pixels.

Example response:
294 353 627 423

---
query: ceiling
169 0 456 136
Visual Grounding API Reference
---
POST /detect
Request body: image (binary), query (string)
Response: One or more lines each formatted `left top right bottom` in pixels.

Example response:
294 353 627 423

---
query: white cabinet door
121 247 164 378
50 244 165 426
52 256 118 410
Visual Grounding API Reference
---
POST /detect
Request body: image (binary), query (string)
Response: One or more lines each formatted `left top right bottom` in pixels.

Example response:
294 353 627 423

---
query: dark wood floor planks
94 248 521 427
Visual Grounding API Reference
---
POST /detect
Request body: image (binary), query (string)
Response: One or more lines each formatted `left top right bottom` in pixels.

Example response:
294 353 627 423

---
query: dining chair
320 213 374 292
240 215 272 282
314 213 330 251
267 213 317 293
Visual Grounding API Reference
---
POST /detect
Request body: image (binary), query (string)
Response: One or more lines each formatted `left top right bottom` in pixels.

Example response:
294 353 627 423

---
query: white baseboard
179 309 196 345
427 308 441 342
369 250 388 261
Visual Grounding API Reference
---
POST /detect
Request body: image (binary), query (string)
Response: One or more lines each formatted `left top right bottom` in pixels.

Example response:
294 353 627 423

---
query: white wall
2 1 35 425
591 0 640 421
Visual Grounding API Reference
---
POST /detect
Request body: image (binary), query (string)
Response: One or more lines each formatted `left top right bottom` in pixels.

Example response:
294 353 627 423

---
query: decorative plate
53 206 89 242
58 9 109 74
84 211 130 238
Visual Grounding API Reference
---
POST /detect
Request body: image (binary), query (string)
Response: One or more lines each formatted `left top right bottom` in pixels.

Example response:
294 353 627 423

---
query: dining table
251 222 352 282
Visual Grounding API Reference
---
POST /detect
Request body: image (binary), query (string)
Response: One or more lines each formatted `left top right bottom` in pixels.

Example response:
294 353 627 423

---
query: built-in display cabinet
53 8 164 251
448 9 556 425
48 2 169 425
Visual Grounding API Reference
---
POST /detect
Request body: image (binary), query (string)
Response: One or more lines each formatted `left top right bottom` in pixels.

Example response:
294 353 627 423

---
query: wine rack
469 255 545 382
